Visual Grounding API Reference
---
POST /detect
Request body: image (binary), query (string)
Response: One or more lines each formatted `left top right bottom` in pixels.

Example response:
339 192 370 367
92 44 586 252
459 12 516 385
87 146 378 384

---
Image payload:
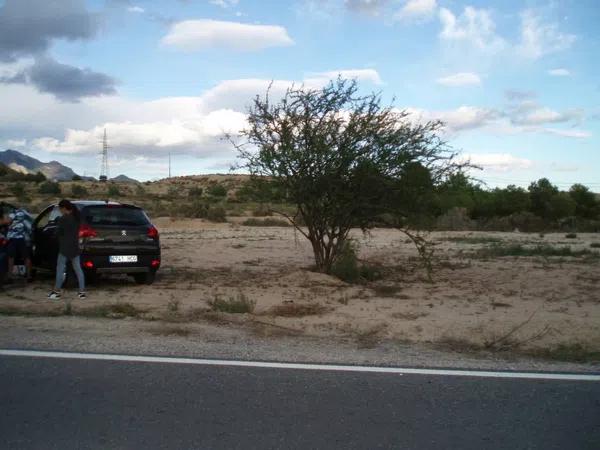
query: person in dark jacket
48 200 86 300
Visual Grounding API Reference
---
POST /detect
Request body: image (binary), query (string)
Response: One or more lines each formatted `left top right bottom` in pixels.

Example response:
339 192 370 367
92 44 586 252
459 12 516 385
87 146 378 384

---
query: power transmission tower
99 128 110 182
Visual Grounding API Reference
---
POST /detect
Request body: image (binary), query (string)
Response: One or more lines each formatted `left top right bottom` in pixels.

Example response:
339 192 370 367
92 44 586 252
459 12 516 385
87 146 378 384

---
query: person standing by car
48 200 86 300
6 206 34 282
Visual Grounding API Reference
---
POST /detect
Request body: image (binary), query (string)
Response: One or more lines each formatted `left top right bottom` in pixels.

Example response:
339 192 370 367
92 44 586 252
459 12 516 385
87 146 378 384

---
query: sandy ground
1 218 600 359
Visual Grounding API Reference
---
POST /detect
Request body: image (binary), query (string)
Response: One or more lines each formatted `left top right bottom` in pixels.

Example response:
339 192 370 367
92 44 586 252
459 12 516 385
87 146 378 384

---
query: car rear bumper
80 252 161 274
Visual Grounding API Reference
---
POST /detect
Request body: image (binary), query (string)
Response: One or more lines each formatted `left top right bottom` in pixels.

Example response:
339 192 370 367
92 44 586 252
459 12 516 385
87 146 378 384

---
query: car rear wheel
133 271 155 285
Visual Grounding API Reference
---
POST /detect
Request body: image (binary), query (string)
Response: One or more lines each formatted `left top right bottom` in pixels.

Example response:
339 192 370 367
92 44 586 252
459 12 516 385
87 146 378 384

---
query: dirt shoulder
1 315 599 373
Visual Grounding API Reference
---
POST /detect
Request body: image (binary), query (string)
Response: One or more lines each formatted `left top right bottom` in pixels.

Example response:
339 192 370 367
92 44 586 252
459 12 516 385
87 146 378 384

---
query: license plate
109 255 138 263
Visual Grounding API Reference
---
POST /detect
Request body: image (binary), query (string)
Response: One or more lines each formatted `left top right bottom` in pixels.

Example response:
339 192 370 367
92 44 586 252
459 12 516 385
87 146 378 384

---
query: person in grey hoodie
48 199 86 300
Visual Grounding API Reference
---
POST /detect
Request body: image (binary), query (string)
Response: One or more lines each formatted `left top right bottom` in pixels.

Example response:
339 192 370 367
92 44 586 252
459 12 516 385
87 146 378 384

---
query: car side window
36 207 60 229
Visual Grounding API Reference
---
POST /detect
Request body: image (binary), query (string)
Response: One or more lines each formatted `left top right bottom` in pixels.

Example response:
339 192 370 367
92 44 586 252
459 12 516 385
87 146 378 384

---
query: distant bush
135 184 146 196
207 184 227 198
71 175 82 181
252 204 273 217
188 186 203 198
479 244 598 259
71 184 88 197
565 233 578 239
10 182 25 198
241 218 290 227
38 181 61 195
591 243 600 249
107 185 121 197
206 206 227 223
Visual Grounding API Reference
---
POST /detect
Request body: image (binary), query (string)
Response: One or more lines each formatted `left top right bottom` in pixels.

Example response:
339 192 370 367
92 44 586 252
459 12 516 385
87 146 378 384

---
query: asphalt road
1 354 599 450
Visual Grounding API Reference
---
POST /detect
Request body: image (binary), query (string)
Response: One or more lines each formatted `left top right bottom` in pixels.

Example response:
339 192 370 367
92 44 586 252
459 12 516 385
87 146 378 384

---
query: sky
0 0 598 188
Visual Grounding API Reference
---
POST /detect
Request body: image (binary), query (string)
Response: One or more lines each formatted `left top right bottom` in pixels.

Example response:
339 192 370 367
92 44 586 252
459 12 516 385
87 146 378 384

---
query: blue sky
0 0 598 188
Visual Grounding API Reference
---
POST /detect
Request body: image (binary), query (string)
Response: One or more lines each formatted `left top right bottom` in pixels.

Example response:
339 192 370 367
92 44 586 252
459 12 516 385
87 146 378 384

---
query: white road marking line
1 349 599 381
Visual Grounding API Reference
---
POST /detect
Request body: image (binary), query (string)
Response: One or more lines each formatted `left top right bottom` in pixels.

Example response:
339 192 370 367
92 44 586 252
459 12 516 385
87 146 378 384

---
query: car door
34 206 61 269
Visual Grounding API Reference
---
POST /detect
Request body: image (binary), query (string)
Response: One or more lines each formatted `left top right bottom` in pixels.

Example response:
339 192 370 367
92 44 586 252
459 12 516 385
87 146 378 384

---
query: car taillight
147 225 159 239
79 224 98 238
151 259 160 268
0 238 6 247
83 261 94 269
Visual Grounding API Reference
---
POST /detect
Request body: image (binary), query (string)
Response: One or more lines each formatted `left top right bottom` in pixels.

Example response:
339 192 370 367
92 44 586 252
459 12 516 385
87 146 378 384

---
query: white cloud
209 0 239 8
161 19 294 52
544 128 591 139
548 68 570 77
127 6 145 13
517 10 576 59
306 69 383 85
404 105 498 133
438 6 505 51
395 0 437 21
461 153 534 172
436 72 481 87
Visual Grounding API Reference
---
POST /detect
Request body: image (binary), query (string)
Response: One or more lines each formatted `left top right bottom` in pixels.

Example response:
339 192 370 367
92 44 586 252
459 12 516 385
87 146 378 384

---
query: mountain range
0 149 137 182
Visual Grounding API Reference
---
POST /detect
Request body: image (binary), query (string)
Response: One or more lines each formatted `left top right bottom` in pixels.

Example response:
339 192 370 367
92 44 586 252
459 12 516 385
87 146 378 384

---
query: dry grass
146 325 191 337
391 311 429 320
209 293 256 314
79 303 144 319
266 302 330 317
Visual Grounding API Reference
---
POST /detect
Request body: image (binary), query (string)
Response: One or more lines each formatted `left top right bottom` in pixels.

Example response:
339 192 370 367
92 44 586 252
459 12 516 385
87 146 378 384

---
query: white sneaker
78 292 87 299
48 291 61 300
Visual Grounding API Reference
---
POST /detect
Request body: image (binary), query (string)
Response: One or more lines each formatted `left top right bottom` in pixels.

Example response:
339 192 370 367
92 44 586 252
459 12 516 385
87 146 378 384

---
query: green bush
206 206 227 223
71 184 89 198
252 204 273 217
209 293 255 314
241 218 290 227
565 233 578 239
38 181 61 195
331 241 361 283
207 184 227 198
107 185 121 197
188 186 203 198
10 182 25 198
72 175 82 181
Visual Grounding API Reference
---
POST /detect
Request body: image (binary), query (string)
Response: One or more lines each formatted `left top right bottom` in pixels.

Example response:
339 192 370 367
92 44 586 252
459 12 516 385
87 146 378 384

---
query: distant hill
111 174 138 183
0 149 77 181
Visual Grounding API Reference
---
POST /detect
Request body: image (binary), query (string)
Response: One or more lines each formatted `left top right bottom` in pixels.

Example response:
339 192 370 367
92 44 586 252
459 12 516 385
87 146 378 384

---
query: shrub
107 185 121 197
135 185 146 197
331 241 361 283
479 244 598 259
241 218 290 227
209 293 255 314
565 233 577 239
591 243 600 249
252 204 273 217
71 184 88 197
206 206 227 223
266 303 329 317
72 175 82 181
38 181 61 195
207 184 227 198
188 186 203 198
10 182 25 198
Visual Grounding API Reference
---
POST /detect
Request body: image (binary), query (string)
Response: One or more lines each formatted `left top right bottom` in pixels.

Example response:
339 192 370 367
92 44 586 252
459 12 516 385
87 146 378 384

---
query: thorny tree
235 79 466 274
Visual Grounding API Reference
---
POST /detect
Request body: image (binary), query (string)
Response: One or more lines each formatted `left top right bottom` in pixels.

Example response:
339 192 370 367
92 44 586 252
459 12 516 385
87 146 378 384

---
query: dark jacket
57 214 80 258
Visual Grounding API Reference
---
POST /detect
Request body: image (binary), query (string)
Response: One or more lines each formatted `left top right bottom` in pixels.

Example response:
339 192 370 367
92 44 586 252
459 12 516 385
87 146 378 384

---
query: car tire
134 271 155 285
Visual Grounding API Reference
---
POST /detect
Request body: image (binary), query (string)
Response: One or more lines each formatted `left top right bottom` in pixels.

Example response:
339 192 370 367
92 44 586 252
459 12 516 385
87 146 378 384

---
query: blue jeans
55 254 85 292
